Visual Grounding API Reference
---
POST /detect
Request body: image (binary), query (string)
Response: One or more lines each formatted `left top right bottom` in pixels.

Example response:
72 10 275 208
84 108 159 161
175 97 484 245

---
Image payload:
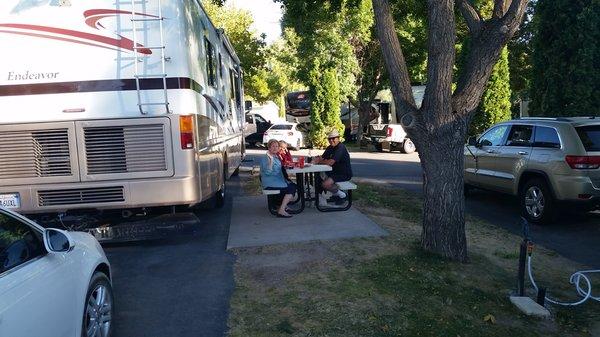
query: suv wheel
374 143 383 152
520 178 556 224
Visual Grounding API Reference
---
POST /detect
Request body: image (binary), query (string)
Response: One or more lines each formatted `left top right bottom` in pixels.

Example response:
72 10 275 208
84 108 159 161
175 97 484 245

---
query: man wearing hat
312 129 353 204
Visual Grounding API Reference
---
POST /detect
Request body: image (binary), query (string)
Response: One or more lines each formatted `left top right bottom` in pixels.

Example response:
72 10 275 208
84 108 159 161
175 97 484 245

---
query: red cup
298 156 305 168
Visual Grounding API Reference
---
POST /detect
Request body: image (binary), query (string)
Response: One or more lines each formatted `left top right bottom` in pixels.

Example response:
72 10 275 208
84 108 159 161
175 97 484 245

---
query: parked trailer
0 0 244 214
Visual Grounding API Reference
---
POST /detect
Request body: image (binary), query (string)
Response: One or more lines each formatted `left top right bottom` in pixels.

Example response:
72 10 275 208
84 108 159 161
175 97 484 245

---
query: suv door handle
518 151 529 155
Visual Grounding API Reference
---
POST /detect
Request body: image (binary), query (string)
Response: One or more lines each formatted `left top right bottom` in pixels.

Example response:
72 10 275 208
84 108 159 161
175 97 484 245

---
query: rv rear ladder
130 0 170 115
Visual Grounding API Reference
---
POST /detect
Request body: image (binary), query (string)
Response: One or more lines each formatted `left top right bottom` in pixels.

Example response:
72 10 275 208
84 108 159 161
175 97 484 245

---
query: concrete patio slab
227 196 388 249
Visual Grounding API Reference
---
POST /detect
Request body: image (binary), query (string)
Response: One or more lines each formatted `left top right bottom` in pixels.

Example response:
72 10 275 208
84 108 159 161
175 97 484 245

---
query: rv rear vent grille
0 129 72 179
84 124 167 174
38 186 124 206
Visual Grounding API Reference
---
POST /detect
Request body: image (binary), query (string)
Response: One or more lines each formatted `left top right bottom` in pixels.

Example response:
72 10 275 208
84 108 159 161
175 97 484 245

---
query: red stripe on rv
0 23 151 54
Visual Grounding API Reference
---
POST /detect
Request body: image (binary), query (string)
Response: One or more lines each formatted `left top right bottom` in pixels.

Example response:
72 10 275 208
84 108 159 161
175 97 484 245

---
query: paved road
246 148 600 267
103 179 240 337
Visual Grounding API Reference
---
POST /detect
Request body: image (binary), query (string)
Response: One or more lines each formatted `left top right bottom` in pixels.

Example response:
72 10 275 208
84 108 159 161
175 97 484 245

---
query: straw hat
327 130 341 139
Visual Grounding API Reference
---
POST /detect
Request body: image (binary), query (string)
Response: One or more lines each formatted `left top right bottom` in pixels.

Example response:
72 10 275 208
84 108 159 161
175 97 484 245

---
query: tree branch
372 0 418 128
453 0 530 116
501 0 528 31
457 0 482 33
493 0 508 19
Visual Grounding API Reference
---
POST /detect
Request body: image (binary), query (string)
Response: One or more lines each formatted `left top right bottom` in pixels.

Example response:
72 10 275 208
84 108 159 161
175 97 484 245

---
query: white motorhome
0 0 244 214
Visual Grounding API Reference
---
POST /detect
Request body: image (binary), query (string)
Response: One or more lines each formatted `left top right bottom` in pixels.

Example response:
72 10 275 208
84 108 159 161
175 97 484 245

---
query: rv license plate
0 193 20 209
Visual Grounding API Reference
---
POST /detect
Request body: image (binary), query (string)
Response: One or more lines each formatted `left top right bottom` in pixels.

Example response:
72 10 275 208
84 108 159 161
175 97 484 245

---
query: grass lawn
228 180 599 337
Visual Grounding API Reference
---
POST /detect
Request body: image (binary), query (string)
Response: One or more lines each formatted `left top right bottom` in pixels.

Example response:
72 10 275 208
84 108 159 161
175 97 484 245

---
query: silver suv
465 117 600 224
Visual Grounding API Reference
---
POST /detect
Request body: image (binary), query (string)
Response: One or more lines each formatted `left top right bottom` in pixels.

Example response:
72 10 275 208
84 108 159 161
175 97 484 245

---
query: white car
0 208 113 337
263 122 307 150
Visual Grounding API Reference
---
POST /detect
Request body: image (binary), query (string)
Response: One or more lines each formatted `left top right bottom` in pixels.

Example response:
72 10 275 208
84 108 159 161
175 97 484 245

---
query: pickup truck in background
368 122 416 154
365 86 425 154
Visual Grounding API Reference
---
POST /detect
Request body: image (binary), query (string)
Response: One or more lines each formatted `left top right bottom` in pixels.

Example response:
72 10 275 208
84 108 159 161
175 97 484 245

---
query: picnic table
263 163 357 214
286 164 331 213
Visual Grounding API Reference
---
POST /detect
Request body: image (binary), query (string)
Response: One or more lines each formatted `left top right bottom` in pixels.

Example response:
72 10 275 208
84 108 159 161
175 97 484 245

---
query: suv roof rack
516 117 558 120
516 116 597 122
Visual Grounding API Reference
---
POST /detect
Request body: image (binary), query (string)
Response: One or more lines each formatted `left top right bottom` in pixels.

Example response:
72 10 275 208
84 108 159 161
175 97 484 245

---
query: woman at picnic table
277 140 293 168
261 139 297 218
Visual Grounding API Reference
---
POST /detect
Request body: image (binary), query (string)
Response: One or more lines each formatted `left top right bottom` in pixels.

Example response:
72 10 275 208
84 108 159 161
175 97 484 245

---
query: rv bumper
0 176 201 214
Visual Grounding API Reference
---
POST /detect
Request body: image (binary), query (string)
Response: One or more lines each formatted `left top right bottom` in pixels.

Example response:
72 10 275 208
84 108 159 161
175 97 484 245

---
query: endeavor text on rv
0 0 244 214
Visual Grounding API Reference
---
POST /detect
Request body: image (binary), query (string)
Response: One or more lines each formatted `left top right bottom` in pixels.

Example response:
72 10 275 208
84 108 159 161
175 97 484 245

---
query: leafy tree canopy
529 0 600 117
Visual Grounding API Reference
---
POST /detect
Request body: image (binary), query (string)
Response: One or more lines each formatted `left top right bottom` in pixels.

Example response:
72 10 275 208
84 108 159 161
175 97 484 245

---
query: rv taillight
179 115 194 149
565 155 600 169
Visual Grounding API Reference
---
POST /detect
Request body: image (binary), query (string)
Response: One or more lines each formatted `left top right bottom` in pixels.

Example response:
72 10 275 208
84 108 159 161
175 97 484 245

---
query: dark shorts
265 182 297 195
325 173 352 183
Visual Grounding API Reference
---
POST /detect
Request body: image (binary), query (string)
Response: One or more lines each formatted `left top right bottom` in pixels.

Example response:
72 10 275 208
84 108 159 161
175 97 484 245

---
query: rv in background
0 0 244 214
285 91 359 140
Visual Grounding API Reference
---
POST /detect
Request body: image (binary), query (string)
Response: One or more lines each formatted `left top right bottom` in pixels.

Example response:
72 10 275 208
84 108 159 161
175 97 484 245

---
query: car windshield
576 125 600 151
270 125 293 130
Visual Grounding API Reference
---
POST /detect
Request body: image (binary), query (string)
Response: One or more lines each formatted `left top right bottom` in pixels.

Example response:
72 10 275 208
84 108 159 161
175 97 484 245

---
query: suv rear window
533 126 561 148
270 124 293 130
576 125 600 151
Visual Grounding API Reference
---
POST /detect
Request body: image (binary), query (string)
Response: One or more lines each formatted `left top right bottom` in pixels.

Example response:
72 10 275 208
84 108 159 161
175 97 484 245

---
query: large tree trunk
356 101 374 141
419 119 468 261
372 0 529 262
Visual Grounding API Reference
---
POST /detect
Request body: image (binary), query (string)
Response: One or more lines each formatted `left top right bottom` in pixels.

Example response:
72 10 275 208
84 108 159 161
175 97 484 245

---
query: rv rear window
576 125 600 152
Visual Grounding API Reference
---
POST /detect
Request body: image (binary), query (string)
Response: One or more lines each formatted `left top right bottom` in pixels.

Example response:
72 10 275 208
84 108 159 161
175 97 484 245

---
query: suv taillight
565 155 600 169
386 127 392 138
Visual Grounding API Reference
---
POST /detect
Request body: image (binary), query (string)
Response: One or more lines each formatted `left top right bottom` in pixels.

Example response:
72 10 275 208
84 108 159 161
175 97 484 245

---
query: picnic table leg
286 173 305 214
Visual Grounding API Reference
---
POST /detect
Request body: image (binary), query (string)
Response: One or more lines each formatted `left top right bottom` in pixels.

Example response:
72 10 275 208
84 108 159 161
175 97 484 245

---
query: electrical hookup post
513 217 600 316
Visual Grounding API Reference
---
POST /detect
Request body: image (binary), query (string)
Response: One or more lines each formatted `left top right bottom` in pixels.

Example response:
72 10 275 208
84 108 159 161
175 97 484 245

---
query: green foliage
322 68 345 138
308 62 328 148
306 62 345 148
390 0 428 84
529 0 600 117
471 47 512 135
264 28 304 110
278 0 372 100
508 2 536 104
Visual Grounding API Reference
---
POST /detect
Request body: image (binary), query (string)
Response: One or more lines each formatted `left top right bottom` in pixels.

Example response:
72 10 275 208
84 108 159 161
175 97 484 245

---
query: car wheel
82 272 113 337
402 139 416 154
520 178 556 224
374 143 383 152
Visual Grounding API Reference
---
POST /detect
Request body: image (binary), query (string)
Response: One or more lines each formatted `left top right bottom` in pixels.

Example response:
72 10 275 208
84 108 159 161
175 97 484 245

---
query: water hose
527 249 599 306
